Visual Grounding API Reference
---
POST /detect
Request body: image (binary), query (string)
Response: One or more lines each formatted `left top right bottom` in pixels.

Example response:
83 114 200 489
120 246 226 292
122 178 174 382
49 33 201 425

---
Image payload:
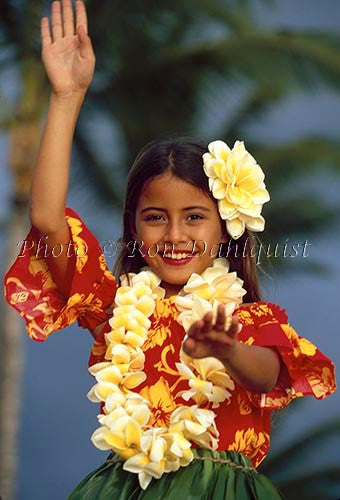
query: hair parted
113 137 262 303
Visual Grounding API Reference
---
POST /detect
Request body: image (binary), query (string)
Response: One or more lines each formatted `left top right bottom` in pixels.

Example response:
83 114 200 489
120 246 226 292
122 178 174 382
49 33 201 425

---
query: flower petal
125 419 142 447
208 140 231 161
104 430 127 450
123 372 147 389
138 471 153 490
91 427 112 451
226 218 245 239
211 178 226 200
123 453 150 474
135 295 155 316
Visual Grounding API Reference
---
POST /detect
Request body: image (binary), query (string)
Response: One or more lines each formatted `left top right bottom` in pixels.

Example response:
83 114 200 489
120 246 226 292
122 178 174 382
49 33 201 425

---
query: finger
76 0 88 35
182 336 196 355
200 311 213 333
41 17 52 48
227 316 241 338
214 304 226 331
187 319 204 339
51 1 63 40
184 338 214 359
62 0 75 36
77 25 94 59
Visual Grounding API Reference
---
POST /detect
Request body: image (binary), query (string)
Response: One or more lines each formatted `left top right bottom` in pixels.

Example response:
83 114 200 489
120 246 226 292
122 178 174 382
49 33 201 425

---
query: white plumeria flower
103 391 150 418
91 426 113 451
93 415 148 461
123 427 168 489
161 431 193 472
169 405 219 450
203 140 270 239
87 363 123 402
176 357 235 408
175 257 246 332
132 269 161 288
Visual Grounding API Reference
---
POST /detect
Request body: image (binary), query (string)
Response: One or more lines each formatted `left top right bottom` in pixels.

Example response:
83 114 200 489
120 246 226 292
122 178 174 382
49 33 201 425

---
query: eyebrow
140 205 212 214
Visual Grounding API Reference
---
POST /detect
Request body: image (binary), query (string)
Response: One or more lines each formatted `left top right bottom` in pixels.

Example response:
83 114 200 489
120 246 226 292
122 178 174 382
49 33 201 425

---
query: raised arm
30 0 95 295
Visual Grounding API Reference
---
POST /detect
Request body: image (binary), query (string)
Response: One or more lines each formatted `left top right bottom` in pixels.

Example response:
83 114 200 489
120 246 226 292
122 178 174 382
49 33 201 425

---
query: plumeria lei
87 258 246 490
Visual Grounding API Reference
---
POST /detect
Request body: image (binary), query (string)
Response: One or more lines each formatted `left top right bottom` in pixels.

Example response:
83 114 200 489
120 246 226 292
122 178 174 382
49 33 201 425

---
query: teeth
163 253 193 260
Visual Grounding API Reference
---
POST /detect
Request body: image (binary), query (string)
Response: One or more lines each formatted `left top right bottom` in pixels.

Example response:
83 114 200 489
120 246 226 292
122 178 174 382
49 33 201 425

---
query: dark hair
113 137 262 303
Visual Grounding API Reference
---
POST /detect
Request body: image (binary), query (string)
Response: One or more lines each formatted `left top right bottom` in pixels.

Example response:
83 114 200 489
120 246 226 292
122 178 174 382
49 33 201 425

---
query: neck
161 281 184 298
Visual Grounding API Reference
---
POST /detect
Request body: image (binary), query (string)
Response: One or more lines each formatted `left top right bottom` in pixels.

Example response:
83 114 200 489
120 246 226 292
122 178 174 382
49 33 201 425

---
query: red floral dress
4 208 336 468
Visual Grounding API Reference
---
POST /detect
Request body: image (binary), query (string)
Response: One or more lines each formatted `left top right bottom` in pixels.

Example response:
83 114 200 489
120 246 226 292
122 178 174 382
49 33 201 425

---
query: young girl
4 1 336 499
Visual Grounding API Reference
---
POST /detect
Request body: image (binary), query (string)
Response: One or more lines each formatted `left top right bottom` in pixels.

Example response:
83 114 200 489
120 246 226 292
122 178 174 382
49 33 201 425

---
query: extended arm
29 0 95 295
219 340 281 393
183 304 281 393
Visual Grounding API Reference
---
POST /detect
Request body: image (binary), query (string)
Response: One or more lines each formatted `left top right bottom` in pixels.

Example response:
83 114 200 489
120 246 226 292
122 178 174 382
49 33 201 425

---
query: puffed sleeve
237 302 337 410
4 207 118 341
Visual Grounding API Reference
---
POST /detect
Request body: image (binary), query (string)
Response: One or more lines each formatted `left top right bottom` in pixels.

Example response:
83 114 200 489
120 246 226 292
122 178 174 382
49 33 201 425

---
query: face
131 173 228 297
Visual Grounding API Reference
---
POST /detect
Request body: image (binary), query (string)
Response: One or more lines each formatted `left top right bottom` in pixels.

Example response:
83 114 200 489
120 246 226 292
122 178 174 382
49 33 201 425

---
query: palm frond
255 138 340 186
156 31 340 91
189 0 252 32
260 418 340 476
278 467 340 500
223 82 291 142
264 197 340 239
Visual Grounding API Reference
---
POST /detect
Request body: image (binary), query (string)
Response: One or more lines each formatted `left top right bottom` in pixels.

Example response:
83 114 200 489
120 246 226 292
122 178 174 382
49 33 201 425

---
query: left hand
182 304 242 361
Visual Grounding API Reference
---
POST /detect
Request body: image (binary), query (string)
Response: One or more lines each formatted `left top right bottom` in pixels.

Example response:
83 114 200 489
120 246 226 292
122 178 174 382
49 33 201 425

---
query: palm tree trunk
0 209 28 500
0 100 44 499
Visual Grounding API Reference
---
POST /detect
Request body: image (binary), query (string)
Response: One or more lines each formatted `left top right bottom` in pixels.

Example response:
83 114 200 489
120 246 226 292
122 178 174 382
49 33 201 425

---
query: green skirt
67 448 285 500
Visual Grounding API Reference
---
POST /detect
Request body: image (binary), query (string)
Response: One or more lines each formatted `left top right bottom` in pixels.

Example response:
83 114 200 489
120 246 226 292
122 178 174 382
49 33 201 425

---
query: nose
163 219 188 246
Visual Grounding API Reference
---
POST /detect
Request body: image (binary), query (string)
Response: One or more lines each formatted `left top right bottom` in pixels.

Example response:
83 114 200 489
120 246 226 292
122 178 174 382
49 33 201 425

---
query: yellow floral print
229 428 268 460
306 367 336 399
237 393 252 415
28 256 57 290
236 309 254 325
98 254 107 272
66 216 88 273
139 377 178 427
252 304 272 318
243 336 254 346
281 324 317 357
143 299 179 351
143 324 172 351
52 292 104 330
5 276 31 304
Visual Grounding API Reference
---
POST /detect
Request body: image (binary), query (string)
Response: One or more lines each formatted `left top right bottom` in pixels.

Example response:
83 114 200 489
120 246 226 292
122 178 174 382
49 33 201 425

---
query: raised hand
41 0 95 97
182 304 242 361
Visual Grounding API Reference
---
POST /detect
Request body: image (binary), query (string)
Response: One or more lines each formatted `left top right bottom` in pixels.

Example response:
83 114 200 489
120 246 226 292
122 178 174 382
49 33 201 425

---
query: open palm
41 0 95 96
183 304 241 360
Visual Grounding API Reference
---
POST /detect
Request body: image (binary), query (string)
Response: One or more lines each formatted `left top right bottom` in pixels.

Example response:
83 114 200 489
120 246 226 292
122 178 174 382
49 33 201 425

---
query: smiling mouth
161 252 199 264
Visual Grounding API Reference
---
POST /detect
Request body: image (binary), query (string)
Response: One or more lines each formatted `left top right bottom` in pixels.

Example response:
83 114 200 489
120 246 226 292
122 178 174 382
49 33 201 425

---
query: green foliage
259 418 340 499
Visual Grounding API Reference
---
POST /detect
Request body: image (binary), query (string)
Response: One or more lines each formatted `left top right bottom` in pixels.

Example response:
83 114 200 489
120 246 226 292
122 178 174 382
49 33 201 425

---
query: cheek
134 224 160 248
209 225 227 244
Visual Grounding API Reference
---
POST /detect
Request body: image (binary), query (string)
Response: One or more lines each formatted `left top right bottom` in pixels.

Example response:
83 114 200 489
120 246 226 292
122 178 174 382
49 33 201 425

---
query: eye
187 214 204 221
145 214 165 221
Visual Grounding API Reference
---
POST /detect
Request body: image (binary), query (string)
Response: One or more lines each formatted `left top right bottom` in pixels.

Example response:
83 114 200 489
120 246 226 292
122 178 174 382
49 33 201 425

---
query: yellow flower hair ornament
203 140 270 239
87 258 246 490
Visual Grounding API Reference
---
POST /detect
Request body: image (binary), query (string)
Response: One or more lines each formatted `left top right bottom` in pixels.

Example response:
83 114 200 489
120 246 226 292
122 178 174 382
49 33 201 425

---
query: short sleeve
4 207 118 341
237 302 337 410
